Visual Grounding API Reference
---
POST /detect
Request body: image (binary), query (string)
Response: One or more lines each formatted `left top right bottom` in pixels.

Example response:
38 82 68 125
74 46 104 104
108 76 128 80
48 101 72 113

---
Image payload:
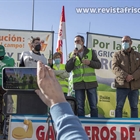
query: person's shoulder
114 50 122 55
87 47 95 52
21 51 31 56
133 49 140 55
86 48 97 55
4 56 9 59
4 56 14 60
40 53 47 59
40 53 47 64
133 51 140 59
40 53 46 56
4 56 15 64
69 52 73 58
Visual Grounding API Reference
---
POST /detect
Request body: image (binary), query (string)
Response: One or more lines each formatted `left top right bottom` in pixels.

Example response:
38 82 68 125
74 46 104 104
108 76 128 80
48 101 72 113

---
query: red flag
56 6 66 63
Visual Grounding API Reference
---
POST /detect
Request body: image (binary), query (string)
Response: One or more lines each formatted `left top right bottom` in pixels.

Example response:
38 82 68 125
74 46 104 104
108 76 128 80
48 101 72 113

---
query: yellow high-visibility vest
53 64 68 93
70 48 97 83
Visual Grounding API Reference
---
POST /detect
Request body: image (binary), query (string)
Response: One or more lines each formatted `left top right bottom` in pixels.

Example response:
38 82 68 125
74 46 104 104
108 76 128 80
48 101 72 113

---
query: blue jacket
50 102 88 140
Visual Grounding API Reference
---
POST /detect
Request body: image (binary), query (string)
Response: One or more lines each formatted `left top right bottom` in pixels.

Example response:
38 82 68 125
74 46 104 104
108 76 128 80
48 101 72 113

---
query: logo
99 95 110 102
28 35 50 52
110 110 115 117
138 95 140 104
122 111 128 117
111 82 116 89
12 120 33 139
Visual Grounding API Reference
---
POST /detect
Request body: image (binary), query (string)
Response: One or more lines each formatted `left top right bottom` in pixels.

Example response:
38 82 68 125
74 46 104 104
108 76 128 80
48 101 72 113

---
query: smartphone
2 67 38 90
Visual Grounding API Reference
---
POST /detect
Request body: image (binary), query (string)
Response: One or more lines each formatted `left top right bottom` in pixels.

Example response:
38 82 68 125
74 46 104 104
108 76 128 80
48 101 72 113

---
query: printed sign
85 32 140 117
8 116 140 140
0 29 54 66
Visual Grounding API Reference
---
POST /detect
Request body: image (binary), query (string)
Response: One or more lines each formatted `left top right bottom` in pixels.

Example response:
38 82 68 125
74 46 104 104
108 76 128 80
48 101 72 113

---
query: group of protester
0 34 140 139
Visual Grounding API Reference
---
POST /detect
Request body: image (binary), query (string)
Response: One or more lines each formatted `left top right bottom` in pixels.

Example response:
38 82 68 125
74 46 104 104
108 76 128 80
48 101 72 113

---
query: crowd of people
0 35 140 139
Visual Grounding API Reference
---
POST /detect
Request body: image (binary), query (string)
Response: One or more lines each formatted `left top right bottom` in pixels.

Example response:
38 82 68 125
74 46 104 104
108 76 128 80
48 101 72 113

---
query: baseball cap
0 45 6 56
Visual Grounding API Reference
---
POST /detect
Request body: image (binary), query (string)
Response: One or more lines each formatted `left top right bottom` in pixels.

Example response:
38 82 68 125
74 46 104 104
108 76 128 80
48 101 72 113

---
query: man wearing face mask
112 35 140 118
19 37 47 67
65 35 101 117
50 52 69 97
0 45 15 133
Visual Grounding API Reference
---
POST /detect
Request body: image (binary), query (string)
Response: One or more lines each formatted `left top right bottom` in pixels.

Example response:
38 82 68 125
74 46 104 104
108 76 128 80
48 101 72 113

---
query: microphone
74 48 78 55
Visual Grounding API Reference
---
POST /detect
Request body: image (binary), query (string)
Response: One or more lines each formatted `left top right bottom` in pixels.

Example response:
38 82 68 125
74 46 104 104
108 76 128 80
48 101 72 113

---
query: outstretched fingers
45 65 55 80
37 61 45 82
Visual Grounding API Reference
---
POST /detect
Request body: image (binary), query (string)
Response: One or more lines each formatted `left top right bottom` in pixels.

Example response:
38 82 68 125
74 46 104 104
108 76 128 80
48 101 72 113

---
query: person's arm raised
35 61 88 140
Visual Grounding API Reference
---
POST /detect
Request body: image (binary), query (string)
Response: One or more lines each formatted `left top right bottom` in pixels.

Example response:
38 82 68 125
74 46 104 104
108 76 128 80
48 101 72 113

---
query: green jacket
0 56 15 86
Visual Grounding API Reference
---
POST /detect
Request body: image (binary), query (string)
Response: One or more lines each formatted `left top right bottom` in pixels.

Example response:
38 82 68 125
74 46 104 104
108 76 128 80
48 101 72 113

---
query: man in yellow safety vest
65 35 101 117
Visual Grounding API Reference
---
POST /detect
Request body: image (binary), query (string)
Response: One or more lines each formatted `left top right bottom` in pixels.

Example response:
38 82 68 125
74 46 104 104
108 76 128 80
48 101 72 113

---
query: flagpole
65 33 68 62
32 0 35 30
56 6 66 63
64 12 68 62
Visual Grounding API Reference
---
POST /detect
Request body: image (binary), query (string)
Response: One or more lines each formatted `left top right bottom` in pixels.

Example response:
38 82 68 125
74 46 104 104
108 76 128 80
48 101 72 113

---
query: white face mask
122 42 130 50
75 44 82 50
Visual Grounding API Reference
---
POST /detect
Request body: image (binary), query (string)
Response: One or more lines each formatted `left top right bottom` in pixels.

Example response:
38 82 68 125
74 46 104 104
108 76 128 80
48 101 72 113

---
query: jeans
75 88 98 117
115 88 139 118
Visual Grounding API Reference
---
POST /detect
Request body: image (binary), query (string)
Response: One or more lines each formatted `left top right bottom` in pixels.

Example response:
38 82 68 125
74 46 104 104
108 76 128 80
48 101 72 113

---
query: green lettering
93 39 98 47
99 42 105 48
113 41 115 50
132 46 136 50
116 44 121 50
137 44 140 52
106 42 110 49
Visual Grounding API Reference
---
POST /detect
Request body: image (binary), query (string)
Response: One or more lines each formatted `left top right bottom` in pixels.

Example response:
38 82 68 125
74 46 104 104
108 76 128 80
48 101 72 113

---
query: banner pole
65 31 68 63
32 0 35 30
